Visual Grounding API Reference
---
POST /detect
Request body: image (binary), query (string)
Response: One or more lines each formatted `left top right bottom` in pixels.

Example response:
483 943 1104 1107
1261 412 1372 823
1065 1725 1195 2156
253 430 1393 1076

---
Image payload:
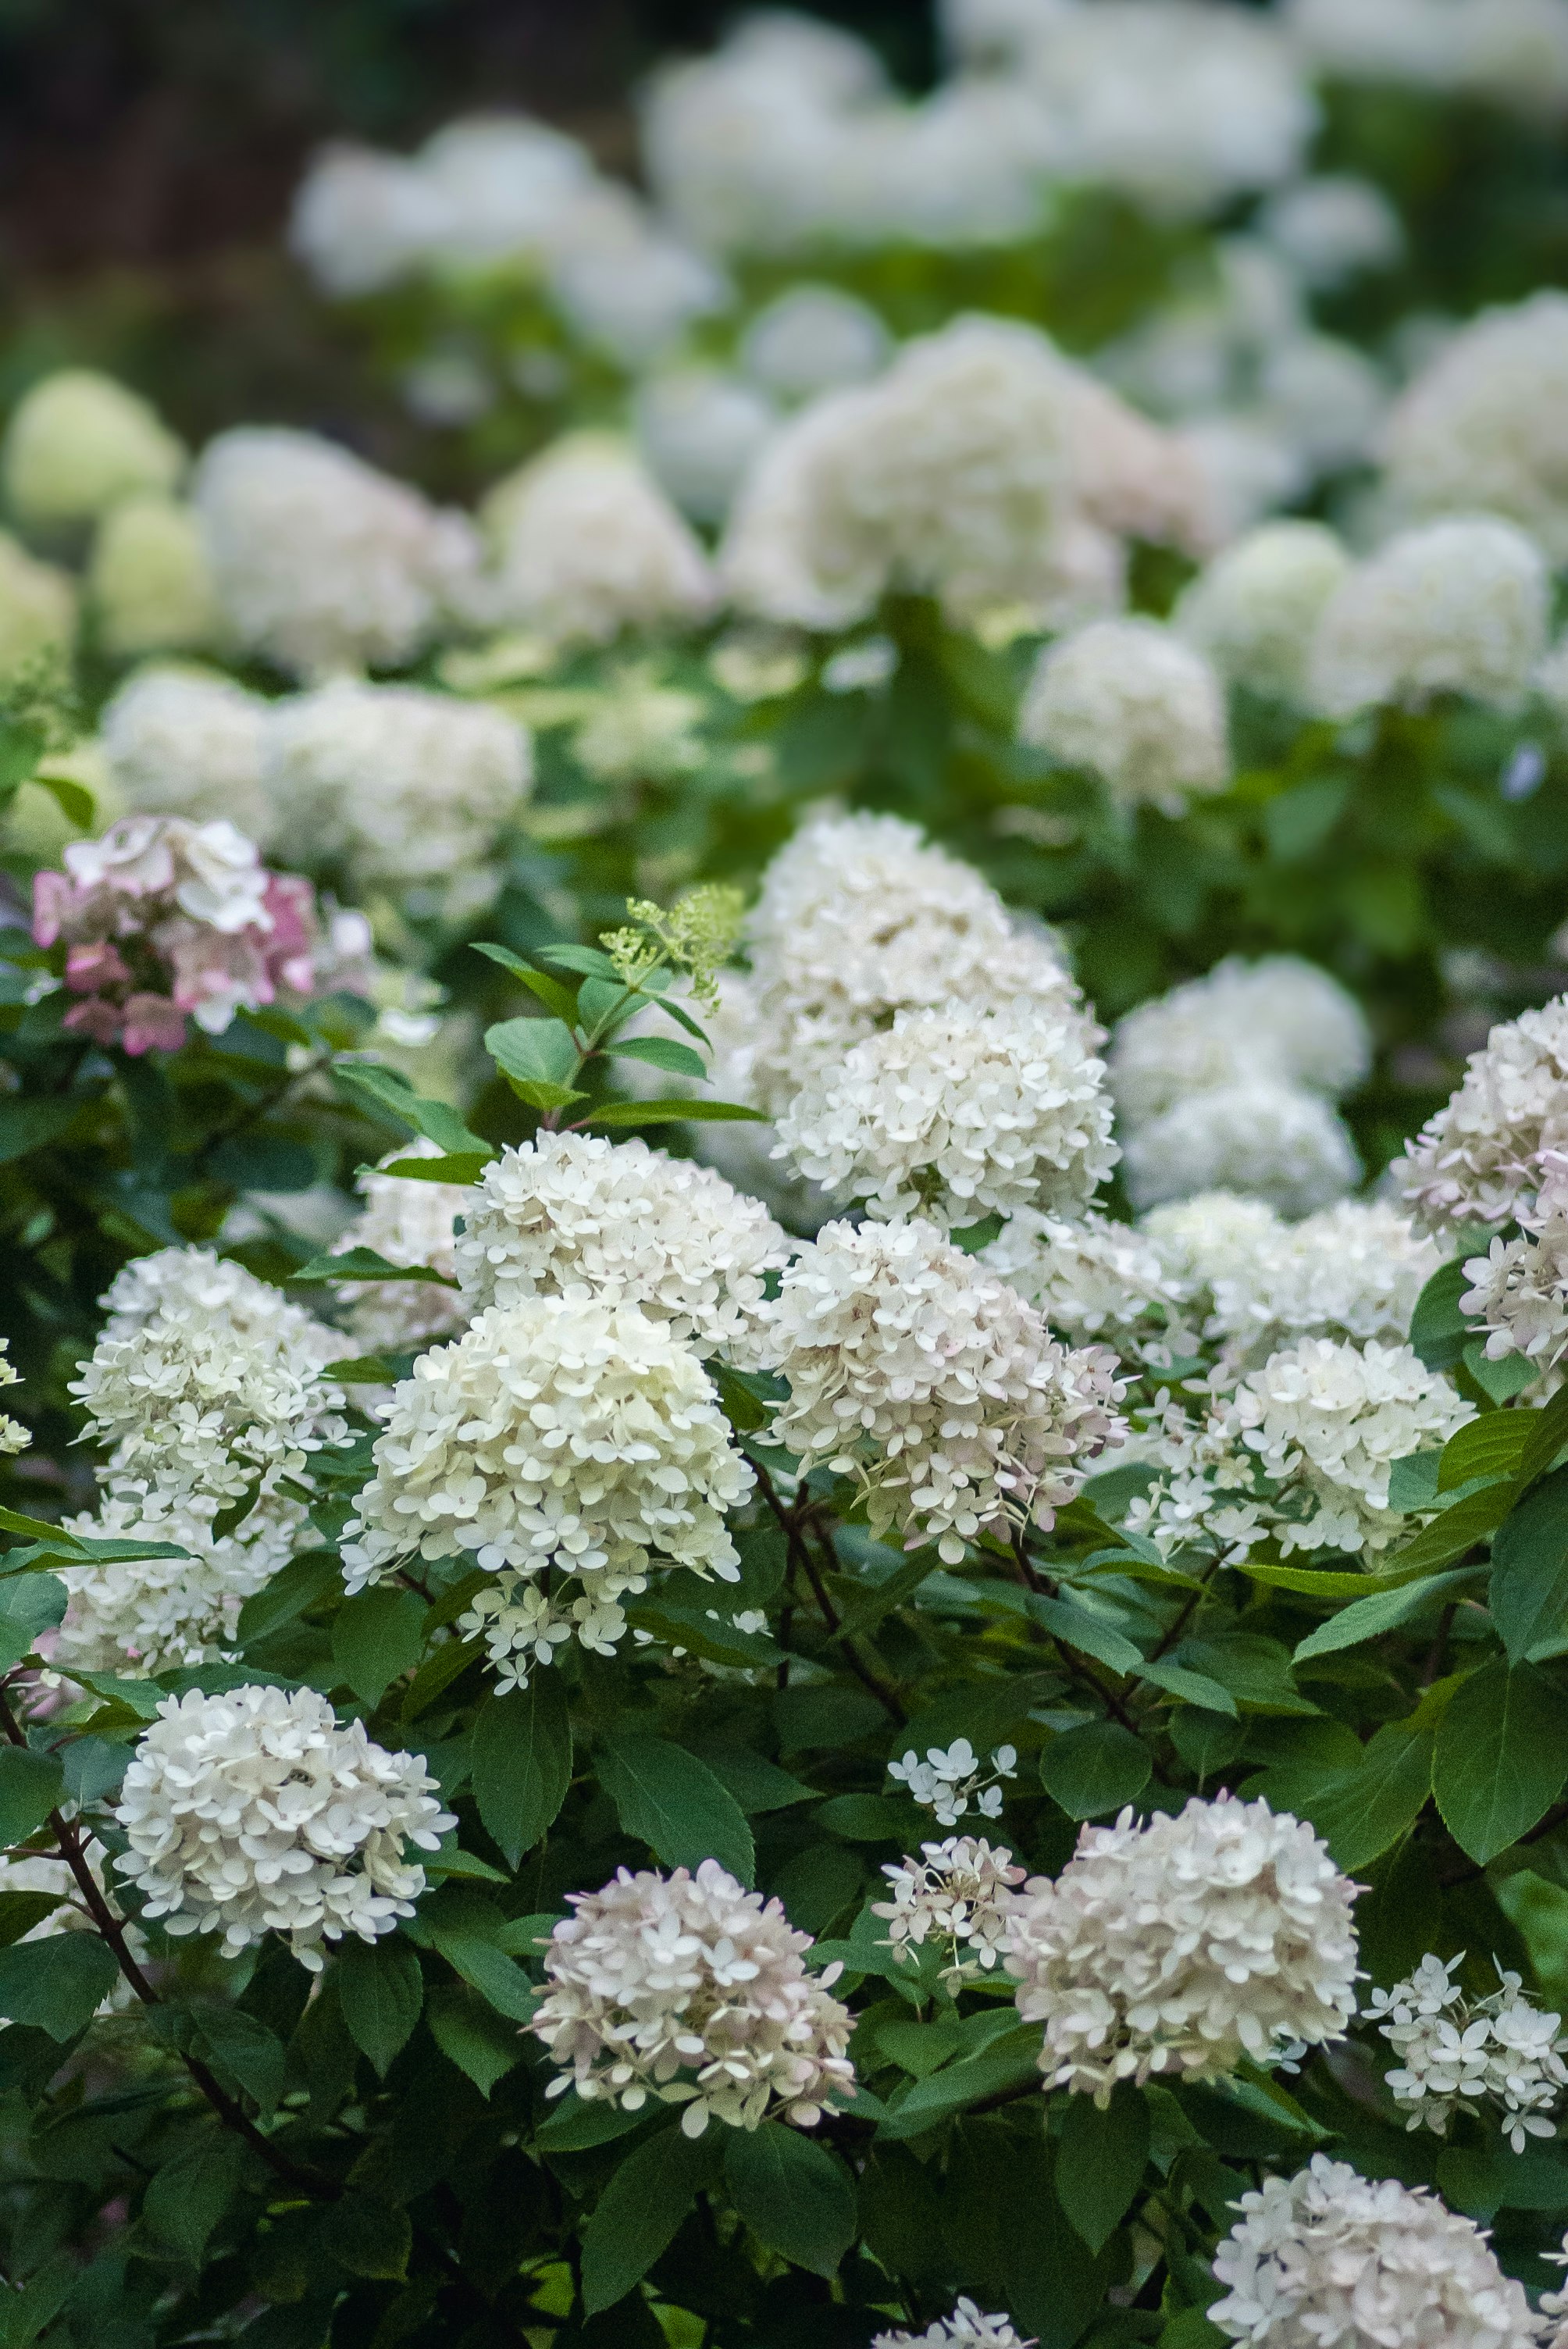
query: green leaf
1433 1659 1568 1864
331 1061 489 1157
610 1035 707 1081
724 2121 856 2276
0 1096 86 1165
1138 1658 1238 1716
0 1576 67 1673
192 2005 287 2120
142 2134 244 2263
484 1017 580 1093
0 1747 62 1845
622 1593 782 1668
1518 1381 1568 1489
1438 1411 1531 1491
711 1361 769 1432
426 1927 536 2023
1463 1339 1538 1405
1029 1593 1144 1676
536 943 622 981
1039 1721 1152 1820
534 2093 650 2151
600 1735 754 1884
0 1892 64 1947
878 2024 1044 2139
332 1587 426 1707
580 2125 716 2315
1159 2315 1226 2349
336 1937 423 2079
587 1098 767 1127
426 1983 522 2095
698 1748 814 1815
1491 1467 1568 1663
1374 1478 1516 1575
469 1674 572 1870
0 2250 75 2349
1298 1721 1435 1870
471 941 580 1024
817 1793 922 1842
323 2194 411 2283
1057 2085 1150 2252
292 1246 458 1288
0 1934 118 2037
1292 1564 1486 1665
0 718 45 794
381 1151 494 1185
1409 1258 1477 1373
236 1552 343 1649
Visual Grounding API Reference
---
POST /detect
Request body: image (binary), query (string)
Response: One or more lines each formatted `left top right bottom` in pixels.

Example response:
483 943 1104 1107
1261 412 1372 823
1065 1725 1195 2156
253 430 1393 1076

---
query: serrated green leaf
1438 1411 1531 1491
381 1151 494 1185
1409 1258 1477 1373
471 941 580 1024
587 1097 767 1126
0 1934 118 2038
143 2134 244 2263
1039 1721 1151 1820
580 2124 717 2313
1491 1466 1568 1663
610 1035 707 1080
484 1016 579 1090
600 1734 754 1884
1433 1659 1567 1864
335 1936 423 2079
330 1062 488 1157
292 1246 458 1288
426 1982 522 2095
332 1585 426 1706
1057 2085 1149 2251
1292 1563 1485 1665
470 1674 572 1869
877 2023 1044 2138
725 2122 856 2276
0 1748 62 1845
1029 1593 1144 1675
192 2004 287 2119
1296 1720 1435 1870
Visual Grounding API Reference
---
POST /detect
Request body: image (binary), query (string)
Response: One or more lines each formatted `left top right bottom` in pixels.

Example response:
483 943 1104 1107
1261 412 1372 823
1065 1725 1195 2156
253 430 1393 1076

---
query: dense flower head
1462 1197 1568 1377
981 1206 1183 1345
875 1837 1027 1994
1367 1953 1568 2151
1006 1794 1361 2098
768 1217 1124 1563
1018 616 1230 814
873 2304 1028 2349
633 368 778 524
721 315 1213 635
1173 520 1351 704
739 283 891 401
529 1858 856 2136
1110 956 1371 1128
2 367 184 527
114 1685 454 1969
774 993 1116 1227
1121 1080 1361 1217
1259 174 1405 288
1128 1337 1474 1564
1287 0 1568 116
1395 997 1568 1232
0 1342 27 1461
193 426 476 679
87 494 221 661
31 814 356 1052
1207 2154 1541 2348
340 1298 754 1685
1308 516 1550 717
454 1132 788 1367
71 1247 346 1505
99 667 269 837
744 811 1086 1116
55 1479 301 1676
475 432 716 647
333 1139 470 1354
1381 291 1568 558
260 678 531 889
1144 1194 1439 1360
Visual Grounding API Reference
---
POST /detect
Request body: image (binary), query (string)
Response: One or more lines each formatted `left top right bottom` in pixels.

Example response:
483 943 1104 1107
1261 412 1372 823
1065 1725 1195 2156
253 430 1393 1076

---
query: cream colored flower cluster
773 993 1116 1228
1018 615 1230 815
981 1206 1184 1349
872 2304 1029 2349
1396 996 1568 1233
70 1247 346 1508
55 1480 298 1676
875 1837 1027 1995
114 1685 454 1970
340 1297 754 1687
1367 1954 1568 2154
1381 291 1568 561
1308 515 1549 718
0 1340 27 1461
454 1130 788 1367
768 1218 1124 1564
333 1139 471 1356
1208 2155 1541 2349
529 1859 855 2137
1462 1178 1568 1379
1128 1336 1473 1565
1006 1795 1361 2100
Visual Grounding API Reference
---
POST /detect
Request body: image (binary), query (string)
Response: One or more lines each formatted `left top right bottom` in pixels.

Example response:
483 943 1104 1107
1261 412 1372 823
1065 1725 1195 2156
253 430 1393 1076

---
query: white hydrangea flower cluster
773 993 1116 1228
1462 1169 1568 1377
739 284 890 403
333 1139 471 1355
192 426 476 679
474 433 716 648
768 1219 1124 1565
0 1339 28 1460
1127 1337 1474 1566
454 1132 788 1367
340 1298 754 1687
1017 616 1230 815
1288 0 1568 117
1381 291 1568 561
874 1837 1027 1994
1395 996 1568 1232
888 1739 1019 1827
1307 516 1550 718
720 315 1213 636
1 367 184 529
981 1206 1185 1349
1366 1954 1568 2153
871 2305 1027 2349
529 1859 856 2137
1142 1194 1440 1366
88 491 220 662
1259 174 1405 289
259 679 532 891
113 1685 454 1970
1207 2154 1541 2349
633 366 779 526
99 667 269 838
70 1248 346 1508
54 1480 298 1676
1005 1794 1362 2099
1173 520 1351 705
1110 957 1367 1215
